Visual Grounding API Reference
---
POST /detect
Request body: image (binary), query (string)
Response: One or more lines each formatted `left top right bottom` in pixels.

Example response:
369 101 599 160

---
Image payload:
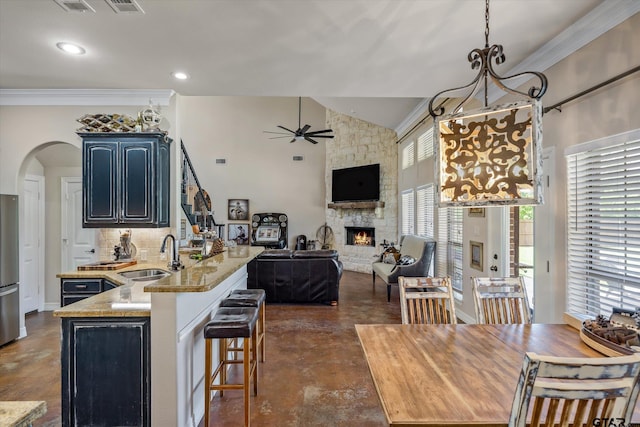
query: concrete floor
0 270 401 426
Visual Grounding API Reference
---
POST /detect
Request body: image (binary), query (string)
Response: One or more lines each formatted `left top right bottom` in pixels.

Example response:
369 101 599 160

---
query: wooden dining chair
509 352 640 427
398 276 457 325
471 277 531 324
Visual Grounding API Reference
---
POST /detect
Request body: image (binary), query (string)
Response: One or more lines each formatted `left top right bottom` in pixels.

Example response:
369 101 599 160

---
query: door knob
86 249 95 254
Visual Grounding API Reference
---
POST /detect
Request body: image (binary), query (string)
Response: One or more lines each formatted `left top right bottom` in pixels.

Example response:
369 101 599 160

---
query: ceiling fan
265 97 334 144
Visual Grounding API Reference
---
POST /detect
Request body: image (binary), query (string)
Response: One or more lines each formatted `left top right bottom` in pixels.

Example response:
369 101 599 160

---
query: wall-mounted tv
331 163 380 202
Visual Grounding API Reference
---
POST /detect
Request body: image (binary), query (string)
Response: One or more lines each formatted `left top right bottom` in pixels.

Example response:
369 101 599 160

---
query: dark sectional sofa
246 249 343 305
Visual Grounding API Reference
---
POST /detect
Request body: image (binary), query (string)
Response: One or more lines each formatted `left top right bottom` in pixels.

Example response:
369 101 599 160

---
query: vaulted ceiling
1 0 637 132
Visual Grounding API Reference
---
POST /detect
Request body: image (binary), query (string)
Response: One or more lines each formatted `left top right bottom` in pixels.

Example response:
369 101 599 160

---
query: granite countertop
0 401 47 427
54 246 263 318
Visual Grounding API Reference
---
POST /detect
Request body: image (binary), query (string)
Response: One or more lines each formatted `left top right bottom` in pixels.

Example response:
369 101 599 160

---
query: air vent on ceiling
215 159 226 164
104 0 145 14
53 0 96 12
292 156 304 161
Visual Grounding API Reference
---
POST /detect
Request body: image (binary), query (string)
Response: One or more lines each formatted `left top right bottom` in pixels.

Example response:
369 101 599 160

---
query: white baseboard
456 309 476 325
44 303 60 311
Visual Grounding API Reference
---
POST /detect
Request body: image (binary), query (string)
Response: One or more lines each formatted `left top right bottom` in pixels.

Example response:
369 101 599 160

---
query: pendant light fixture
428 0 548 207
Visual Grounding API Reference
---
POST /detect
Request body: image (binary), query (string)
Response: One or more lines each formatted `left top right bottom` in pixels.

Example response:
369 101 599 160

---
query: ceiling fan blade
304 136 319 144
300 124 311 134
268 136 293 139
306 129 333 135
264 130 292 135
305 134 334 139
277 125 296 134
290 137 296 143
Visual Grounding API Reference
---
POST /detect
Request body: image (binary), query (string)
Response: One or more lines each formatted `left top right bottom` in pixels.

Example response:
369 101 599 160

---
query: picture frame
228 199 249 220
470 241 483 271
228 223 250 245
468 207 485 217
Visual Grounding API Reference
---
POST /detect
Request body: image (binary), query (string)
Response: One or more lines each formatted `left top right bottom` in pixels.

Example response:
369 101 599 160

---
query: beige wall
176 96 327 249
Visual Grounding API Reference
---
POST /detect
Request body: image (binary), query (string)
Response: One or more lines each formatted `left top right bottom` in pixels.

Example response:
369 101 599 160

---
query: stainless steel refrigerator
0 194 20 346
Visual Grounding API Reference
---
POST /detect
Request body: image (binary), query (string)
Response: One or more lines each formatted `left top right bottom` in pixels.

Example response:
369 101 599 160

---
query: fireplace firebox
345 227 375 247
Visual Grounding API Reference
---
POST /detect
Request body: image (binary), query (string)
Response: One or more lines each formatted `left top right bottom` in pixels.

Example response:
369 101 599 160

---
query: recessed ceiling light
56 42 86 55
172 71 189 80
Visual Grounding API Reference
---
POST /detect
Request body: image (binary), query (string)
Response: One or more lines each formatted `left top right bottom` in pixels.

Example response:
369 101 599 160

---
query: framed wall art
228 199 249 220
228 223 250 245
468 208 485 217
470 241 483 271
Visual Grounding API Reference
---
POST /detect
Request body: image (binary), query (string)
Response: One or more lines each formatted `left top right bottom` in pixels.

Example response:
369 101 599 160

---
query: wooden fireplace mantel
327 201 385 210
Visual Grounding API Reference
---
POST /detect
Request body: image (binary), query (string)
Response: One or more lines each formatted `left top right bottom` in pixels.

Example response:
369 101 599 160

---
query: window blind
402 141 415 170
417 127 434 162
566 131 640 317
437 207 463 291
401 189 415 236
416 184 434 238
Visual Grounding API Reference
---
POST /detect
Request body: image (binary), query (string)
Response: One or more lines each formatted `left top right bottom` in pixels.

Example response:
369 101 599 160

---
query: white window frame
401 189 415 236
566 129 640 318
402 141 415 170
416 184 435 238
417 127 434 162
437 206 463 292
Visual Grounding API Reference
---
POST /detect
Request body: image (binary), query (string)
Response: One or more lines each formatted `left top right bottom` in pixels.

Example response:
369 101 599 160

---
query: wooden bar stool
203 306 259 427
221 289 266 362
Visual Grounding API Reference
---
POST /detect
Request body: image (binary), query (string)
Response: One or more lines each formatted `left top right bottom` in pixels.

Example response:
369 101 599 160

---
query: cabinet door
120 141 154 224
102 279 117 291
156 140 170 227
61 317 150 427
83 142 118 226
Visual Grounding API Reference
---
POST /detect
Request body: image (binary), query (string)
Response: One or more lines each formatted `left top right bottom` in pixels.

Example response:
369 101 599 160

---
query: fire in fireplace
345 227 375 247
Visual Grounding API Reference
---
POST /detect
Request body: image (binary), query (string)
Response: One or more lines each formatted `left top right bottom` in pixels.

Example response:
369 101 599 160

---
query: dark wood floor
0 270 401 426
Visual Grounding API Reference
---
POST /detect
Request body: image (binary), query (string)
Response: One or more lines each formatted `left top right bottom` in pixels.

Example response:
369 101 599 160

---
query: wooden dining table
355 323 640 427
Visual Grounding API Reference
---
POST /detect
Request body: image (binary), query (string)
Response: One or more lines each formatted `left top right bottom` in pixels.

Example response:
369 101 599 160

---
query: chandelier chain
485 0 490 48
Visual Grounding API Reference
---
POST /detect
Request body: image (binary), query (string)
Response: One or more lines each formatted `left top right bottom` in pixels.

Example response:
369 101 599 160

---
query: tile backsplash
98 228 173 263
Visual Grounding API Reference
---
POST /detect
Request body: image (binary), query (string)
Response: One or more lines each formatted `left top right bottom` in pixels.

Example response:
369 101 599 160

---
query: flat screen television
331 164 380 202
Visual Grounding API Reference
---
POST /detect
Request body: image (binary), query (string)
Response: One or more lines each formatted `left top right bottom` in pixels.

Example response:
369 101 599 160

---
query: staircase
180 140 224 238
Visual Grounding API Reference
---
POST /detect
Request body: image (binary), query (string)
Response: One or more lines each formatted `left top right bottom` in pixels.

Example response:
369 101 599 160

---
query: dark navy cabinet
61 316 151 427
60 278 118 307
80 132 170 228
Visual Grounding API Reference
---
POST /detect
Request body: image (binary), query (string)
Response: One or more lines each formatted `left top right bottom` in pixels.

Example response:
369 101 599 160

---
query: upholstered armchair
372 235 437 302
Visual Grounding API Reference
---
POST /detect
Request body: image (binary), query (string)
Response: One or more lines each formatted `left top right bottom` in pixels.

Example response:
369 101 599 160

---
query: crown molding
394 98 431 139
487 0 640 103
0 89 175 106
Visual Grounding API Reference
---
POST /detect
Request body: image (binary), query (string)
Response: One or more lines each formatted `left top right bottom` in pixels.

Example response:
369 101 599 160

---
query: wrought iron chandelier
428 0 548 207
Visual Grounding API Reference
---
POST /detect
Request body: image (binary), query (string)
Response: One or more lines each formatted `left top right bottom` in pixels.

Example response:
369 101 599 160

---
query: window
416 184 435 238
401 189 415 236
402 141 415 170
417 127 434 162
566 129 640 317
437 207 463 291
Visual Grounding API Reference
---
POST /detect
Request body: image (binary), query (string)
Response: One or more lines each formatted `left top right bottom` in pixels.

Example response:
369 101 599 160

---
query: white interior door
21 175 44 313
61 177 97 271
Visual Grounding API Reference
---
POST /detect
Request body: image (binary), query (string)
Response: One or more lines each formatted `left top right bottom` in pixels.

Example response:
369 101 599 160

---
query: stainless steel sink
118 269 171 282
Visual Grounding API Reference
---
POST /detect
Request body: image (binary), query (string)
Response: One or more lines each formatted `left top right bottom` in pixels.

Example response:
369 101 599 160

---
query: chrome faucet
160 234 182 271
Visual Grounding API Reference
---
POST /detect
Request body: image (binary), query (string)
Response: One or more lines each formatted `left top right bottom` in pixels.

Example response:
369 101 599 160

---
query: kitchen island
54 245 263 427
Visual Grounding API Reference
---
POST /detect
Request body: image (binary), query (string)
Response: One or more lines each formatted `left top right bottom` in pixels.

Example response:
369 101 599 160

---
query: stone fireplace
325 110 398 273
345 226 375 247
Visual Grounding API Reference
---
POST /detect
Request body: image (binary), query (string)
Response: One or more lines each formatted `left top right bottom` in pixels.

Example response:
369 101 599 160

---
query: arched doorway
18 141 88 314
